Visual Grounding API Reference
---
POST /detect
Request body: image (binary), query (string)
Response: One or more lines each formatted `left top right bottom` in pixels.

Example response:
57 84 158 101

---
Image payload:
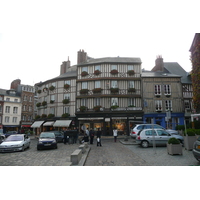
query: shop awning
31 121 44 128
43 121 55 126
21 125 31 127
53 120 72 127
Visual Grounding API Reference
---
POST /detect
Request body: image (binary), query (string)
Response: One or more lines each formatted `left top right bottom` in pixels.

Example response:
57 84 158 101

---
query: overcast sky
0 0 198 89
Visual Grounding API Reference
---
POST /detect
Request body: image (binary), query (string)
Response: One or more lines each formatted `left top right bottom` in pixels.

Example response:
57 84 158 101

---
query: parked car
4 131 18 138
192 136 200 162
130 124 178 138
0 134 30 152
136 129 184 148
37 132 57 150
0 135 5 144
46 131 64 143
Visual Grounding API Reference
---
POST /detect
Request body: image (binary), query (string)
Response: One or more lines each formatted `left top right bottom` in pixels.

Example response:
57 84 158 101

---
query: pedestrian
89 128 95 144
82 133 89 143
113 127 118 142
96 128 102 147
73 127 78 144
63 128 67 144
86 128 89 136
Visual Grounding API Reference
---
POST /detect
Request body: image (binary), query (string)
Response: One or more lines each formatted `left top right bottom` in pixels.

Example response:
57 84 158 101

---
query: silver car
130 124 178 138
193 136 200 162
136 129 183 148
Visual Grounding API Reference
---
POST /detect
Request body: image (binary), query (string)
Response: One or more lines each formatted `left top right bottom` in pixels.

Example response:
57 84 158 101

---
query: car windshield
40 132 55 138
5 135 23 142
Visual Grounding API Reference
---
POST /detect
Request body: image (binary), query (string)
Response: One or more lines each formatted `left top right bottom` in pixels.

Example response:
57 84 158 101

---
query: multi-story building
0 89 22 133
142 56 185 129
10 79 35 129
190 33 200 113
33 58 77 134
76 50 143 135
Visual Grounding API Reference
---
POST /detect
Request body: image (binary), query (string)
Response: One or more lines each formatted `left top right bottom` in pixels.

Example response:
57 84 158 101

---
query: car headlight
39 141 43 144
52 139 56 143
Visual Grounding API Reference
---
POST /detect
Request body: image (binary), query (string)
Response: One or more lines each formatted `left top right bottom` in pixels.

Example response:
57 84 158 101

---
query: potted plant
110 105 119 110
37 90 41 94
80 106 87 112
62 113 70 118
80 89 89 94
127 70 135 76
94 70 101 75
49 85 56 91
50 100 55 104
110 88 119 93
128 88 136 93
93 105 102 112
47 114 55 118
41 114 47 118
167 137 183 155
62 99 70 104
42 101 47 106
110 69 118 75
81 71 89 77
184 129 197 150
36 102 41 107
92 88 102 94
64 84 70 90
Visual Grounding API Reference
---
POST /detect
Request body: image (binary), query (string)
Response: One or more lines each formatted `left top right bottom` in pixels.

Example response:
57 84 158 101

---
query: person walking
86 128 89 137
89 128 95 144
96 128 102 147
113 127 118 142
63 128 67 144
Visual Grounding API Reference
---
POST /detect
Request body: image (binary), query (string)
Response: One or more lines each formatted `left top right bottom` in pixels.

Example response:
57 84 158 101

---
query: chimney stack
60 57 71 75
10 79 21 90
152 55 164 72
77 49 87 64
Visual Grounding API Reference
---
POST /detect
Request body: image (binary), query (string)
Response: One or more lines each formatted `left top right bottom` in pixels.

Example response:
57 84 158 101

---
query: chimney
152 55 164 72
10 79 21 90
77 49 87 64
60 57 71 75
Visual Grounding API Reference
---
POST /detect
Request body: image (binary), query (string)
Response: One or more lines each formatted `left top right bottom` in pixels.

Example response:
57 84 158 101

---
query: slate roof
78 57 142 65
141 71 181 78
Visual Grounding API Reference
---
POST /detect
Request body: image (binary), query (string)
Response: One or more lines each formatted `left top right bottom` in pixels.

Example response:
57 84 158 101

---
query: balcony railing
76 107 142 112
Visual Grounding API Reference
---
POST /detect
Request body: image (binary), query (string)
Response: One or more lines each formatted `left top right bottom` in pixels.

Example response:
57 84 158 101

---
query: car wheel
37 147 40 150
21 145 25 151
141 140 149 148
27 143 30 148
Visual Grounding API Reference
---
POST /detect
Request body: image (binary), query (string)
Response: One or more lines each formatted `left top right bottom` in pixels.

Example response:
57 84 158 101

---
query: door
156 130 170 145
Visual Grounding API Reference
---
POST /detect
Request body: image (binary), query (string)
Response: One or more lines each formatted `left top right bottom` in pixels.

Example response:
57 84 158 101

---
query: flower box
93 106 102 112
42 101 47 106
37 90 41 94
155 94 161 98
127 70 135 76
184 134 197 150
80 106 87 112
110 88 119 93
110 105 119 110
128 88 136 93
80 89 89 94
62 99 70 104
49 85 56 91
92 88 102 94
41 114 47 118
47 114 55 118
165 94 171 97
167 138 183 155
94 70 101 75
62 113 70 118
81 71 89 77
36 102 41 107
64 84 70 90
110 69 118 75
50 100 55 104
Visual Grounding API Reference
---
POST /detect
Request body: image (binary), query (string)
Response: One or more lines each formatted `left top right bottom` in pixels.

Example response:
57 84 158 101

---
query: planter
127 70 135 76
110 69 118 75
64 84 70 90
43 87 48 93
62 99 70 104
165 95 171 97
81 71 89 77
49 85 56 91
42 101 47 106
62 113 70 118
94 70 101 76
128 88 136 93
37 90 41 94
92 88 102 94
80 106 87 112
80 89 89 94
50 100 54 104
93 106 102 112
167 143 183 155
36 103 41 107
110 105 119 110
155 95 161 98
184 134 197 150
110 88 119 93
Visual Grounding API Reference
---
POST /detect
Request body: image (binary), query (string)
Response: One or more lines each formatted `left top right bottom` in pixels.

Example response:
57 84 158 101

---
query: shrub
35 115 40 119
184 129 196 136
168 137 180 144
93 106 102 112
175 125 185 130
47 114 55 118
41 114 47 118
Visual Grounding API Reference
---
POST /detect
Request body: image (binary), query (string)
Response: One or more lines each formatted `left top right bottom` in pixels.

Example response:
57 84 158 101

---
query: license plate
197 145 200 149
44 144 51 146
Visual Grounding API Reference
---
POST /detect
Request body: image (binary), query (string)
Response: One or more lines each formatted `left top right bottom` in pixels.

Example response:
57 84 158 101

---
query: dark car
193 136 200 162
37 132 57 150
47 131 64 143
4 131 18 138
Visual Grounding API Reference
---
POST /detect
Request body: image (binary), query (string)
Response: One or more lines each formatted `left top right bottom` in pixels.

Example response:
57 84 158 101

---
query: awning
31 121 44 128
43 121 55 126
21 125 31 127
53 120 72 127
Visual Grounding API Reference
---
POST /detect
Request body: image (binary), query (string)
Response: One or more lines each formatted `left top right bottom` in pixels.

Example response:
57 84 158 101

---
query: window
14 99 18 102
23 105 27 111
129 81 134 88
94 98 101 106
64 106 70 114
155 100 162 111
111 80 118 88
128 65 134 71
111 98 118 106
145 130 157 136
129 98 135 106
157 130 168 136
81 98 87 106
165 100 172 111
5 106 10 113
155 85 161 95
95 65 101 71
0 96 2 100
5 116 9 123
184 100 191 109
29 96 32 102
111 65 117 70
65 80 71 85
28 115 32 121
50 107 55 114
12 117 17 123
164 85 171 95
0 105 2 113
6 98 10 101
52 82 56 87
82 82 88 89
82 66 88 72
29 106 32 112
13 107 18 114
95 81 100 88
64 93 70 100
50 94 55 101
22 115 26 121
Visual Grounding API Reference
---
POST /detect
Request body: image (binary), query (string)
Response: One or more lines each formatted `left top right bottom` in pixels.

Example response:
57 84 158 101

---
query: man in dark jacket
89 128 95 144
96 128 102 147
